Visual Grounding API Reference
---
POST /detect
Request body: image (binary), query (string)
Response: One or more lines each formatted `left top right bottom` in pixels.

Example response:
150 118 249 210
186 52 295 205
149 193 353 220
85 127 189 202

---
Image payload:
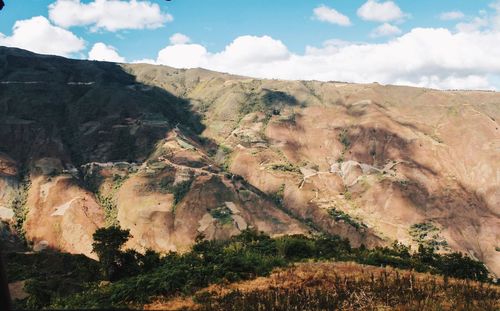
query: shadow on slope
0 47 205 166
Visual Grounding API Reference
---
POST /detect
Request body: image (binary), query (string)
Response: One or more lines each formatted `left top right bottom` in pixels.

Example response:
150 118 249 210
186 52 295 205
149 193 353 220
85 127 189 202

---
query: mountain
0 47 498 277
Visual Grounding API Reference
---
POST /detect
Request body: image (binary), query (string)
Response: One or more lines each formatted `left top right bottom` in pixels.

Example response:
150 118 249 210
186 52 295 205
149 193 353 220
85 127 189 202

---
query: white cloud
142 26 500 90
357 0 406 22
88 42 125 62
154 35 290 70
132 58 156 64
313 5 351 26
48 0 173 32
370 23 402 37
0 16 85 57
456 16 489 32
156 43 208 68
440 11 465 21
169 33 191 45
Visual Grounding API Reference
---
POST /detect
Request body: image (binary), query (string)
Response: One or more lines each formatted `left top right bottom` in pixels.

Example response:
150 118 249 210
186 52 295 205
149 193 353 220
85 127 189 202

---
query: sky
1 0 500 90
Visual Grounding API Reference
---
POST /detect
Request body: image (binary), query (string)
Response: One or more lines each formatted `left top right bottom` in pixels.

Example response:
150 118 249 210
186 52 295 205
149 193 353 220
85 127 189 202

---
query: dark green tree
92 226 131 281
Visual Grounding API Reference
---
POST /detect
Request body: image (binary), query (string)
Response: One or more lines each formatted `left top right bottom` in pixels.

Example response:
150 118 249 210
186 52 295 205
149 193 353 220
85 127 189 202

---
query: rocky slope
0 47 498 276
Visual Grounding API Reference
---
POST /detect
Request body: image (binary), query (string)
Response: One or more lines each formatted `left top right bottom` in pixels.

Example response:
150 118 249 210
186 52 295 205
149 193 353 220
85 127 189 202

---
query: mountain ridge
0 46 498 277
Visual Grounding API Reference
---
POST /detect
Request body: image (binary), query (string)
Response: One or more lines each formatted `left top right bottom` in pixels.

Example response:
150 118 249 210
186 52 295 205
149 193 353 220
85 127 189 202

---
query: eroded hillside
0 47 499 276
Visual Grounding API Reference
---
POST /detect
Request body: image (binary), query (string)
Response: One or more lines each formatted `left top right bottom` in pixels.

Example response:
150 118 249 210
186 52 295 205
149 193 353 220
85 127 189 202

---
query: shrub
171 179 193 205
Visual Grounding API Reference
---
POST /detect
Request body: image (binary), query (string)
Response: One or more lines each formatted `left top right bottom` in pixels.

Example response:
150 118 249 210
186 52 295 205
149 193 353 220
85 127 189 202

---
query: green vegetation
6 252 100 310
410 222 449 250
337 128 351 163
9 229 491 309
329 208 366 230
269 184 285 206
339 128 351 149
210 206 233 225
96 193 119 227
11 177 31 242
92 226 132 280
217 144 233 172
171 179 193 205
111 174 127 190
268 162 300 173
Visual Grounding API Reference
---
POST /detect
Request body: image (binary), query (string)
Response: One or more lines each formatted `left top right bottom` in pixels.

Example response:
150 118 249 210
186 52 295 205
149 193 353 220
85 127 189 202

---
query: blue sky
1 1 500 89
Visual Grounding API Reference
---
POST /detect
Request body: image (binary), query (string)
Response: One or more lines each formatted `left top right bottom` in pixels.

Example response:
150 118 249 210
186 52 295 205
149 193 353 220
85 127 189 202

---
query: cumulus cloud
155 35 290 70
313 5 351 26
370 23 402 37
169 33 191 45
88 42 125 62
440 11 465 21
156 43 208 68
0 16 85 56
357 0 406 22
48 0 173 32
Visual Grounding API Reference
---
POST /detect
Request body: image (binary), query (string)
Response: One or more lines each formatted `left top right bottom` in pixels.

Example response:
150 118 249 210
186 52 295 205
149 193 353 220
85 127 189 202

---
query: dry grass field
146 262 500 311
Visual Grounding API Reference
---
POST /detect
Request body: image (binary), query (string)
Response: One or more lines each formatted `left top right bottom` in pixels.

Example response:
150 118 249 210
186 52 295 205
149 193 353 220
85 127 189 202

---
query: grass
194 262 500 311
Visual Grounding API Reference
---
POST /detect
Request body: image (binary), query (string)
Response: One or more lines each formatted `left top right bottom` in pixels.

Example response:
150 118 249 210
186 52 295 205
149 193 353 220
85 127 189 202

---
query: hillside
0 46 499 277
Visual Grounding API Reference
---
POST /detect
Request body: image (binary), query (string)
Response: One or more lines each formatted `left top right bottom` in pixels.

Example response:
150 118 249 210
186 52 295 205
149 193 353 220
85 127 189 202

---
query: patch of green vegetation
397 179 410 188
213 144 233 172
11 176 31 242
268 162 300 173
210 206 233 225
328 208 366 230
96 193 119 227
409 222 449 251
176 138 196 150
496 246 500 252
336 153 345 163
339 128 351 149
277 112 296 123
336 129 352 163
447 106 460 117
238 189 252 201
158 175 175 193
269 184 285 207
342 186 353 201
171 179 193 205
7 252 101 310
112 174 127 190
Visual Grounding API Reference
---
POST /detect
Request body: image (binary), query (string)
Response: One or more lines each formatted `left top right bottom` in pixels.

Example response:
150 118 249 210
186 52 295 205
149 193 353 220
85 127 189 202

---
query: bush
171 179 193 205
277 235 315 260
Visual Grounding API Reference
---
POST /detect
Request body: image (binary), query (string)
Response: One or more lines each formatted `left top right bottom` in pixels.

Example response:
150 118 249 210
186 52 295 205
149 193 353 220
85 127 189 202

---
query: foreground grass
147 262 500 311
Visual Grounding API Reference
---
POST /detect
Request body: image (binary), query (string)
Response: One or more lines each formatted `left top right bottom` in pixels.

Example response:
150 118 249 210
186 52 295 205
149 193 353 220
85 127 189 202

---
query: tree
92 226 131 281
